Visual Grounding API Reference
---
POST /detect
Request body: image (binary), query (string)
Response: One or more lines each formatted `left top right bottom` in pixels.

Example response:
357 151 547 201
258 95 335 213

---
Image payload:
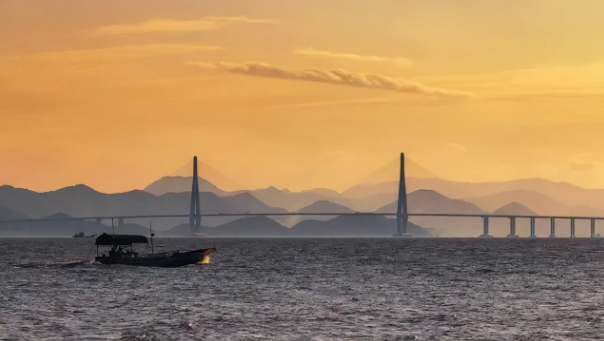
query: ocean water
1 238 604 340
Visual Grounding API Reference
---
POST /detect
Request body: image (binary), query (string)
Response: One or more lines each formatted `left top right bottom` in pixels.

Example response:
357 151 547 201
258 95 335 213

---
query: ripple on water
2 238 604 340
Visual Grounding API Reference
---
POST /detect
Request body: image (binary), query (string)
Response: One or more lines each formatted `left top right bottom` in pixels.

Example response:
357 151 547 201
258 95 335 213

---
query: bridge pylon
189 156 202 235
393 152 411 238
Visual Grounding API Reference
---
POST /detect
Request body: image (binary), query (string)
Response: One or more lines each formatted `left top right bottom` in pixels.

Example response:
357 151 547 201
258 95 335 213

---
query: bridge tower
393 153 411 237
189 156 202 235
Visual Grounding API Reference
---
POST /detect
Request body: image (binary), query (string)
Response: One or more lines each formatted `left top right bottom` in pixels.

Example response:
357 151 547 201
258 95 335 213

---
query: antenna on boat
150 221 154 256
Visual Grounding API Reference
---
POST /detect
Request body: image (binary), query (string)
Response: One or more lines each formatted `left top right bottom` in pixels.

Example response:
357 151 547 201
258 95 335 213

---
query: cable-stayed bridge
1 154 603 238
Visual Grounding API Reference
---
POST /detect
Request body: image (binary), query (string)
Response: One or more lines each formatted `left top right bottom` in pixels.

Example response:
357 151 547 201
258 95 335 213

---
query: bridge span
1 153 603 238
0 212 602 238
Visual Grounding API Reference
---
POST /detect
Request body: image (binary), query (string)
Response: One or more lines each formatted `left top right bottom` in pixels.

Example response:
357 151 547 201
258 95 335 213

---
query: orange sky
2 0 604 193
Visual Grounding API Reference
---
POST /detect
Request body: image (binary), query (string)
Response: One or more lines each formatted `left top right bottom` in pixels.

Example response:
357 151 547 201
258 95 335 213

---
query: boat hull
95 248 215 268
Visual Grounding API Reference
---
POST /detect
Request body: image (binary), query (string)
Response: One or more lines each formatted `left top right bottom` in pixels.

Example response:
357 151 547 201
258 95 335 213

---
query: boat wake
13 260 91 269
196 255 210 265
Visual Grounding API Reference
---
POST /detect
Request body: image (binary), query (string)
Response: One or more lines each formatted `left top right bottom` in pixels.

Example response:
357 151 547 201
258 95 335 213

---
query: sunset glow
2 0 604 193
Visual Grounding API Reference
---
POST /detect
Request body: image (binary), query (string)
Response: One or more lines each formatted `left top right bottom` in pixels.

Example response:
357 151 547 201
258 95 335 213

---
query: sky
2 0 604 193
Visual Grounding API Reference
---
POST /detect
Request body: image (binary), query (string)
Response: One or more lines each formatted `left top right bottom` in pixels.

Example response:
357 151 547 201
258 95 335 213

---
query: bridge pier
393 153 411 238
529 217 536 238
479 216 493 238
549 218 556 238
118 218 124 227
95 218 102 225
570 218 576 238
591 219 596 238
507 217 518 238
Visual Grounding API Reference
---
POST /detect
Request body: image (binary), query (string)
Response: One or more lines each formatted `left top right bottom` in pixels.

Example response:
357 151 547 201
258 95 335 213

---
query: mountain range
0 184 286 230
160 216 433 238
3 156 604 237
345 177 604 211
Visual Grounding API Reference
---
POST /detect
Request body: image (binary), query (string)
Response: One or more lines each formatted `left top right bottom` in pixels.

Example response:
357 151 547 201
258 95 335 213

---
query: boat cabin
95 233 148 258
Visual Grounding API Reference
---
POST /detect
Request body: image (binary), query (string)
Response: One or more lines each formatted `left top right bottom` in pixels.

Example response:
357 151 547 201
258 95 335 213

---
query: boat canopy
95 233 148 246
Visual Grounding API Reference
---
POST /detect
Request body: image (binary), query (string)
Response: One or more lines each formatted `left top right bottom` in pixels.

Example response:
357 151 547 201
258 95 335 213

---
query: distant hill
159 219 286 237
290 215 432 237
376 190 486 215
297 200 354 214
246 187 396 212
158 215 433 238
278 200 356 227
342 177 604 212
491 202 538 216
169 159 244 191
375 190 486 237
0 211 149 237
156 223 197 237
356 156 438 185
143 174 398 213
468 189 604 217
0 206 30 220
144 176 234 196
468 190 566 215
0 184 286 230
201 217 290 237
249 186 335 211
222 193 288 214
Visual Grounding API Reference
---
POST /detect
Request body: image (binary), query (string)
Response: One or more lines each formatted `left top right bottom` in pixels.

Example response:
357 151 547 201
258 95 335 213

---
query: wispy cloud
193 61 472 98
418 59 604 99
204 16 278 25
92 16 278 35
24 45 221 63
295 48 413 67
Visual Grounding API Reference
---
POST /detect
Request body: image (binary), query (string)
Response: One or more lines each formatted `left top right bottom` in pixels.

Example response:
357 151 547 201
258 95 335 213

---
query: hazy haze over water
1 238 604 340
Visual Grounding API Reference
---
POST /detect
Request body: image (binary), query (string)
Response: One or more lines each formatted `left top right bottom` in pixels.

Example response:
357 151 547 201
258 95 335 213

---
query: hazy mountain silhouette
159 214 433 237
374 190 486 237
170 159 244 191
0 211 150 237
220 192 287 213
355 156 437 185
171 216 290 237
206 216 290 236
375 190 486 215
156 223 195 237
279 200 356 227
248 186 335 211
144 176 235 196
0 184 285 230
343 177 604 212
297 200 354 214
410 178 604 211
246 187 400 212
144 174 403 212
342 182 399 199
491 202 537 216
290 215 432 237
0 206 30 220
468 190 604 217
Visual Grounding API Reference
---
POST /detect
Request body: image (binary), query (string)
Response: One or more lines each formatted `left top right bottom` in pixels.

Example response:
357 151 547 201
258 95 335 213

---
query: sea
1 238 604 341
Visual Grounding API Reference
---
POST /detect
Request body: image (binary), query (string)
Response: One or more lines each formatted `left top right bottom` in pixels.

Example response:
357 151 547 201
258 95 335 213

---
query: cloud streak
25 45 222 63
197 61 472 98
92 16 278 35
295 48 413 67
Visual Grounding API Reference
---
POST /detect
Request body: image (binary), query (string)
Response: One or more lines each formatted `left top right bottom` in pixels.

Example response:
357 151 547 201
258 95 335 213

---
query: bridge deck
2 212 604 223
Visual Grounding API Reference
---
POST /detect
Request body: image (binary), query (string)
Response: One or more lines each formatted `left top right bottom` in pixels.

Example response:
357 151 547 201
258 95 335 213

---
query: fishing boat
94 233 215 267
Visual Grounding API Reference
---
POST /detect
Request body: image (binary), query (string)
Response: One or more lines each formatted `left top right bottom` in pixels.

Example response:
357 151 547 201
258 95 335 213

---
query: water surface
1 238 604 340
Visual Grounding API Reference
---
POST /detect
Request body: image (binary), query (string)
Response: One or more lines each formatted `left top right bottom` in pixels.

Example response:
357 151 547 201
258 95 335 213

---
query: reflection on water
1 238 604 340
